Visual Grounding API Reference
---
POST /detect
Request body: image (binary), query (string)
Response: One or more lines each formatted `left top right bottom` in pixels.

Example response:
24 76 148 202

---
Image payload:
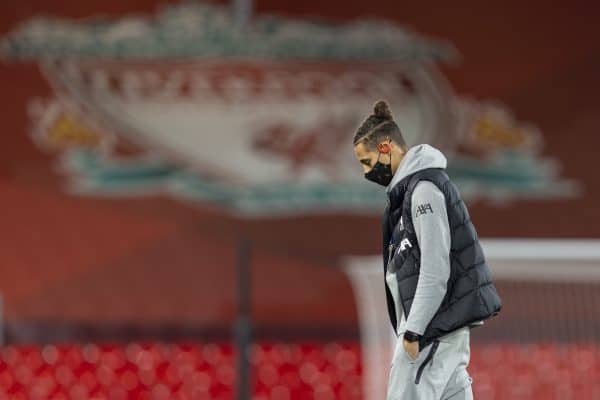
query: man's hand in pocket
403 339 420 361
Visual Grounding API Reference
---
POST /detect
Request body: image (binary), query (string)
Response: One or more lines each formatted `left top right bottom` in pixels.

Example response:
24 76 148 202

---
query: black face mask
364 151 393 186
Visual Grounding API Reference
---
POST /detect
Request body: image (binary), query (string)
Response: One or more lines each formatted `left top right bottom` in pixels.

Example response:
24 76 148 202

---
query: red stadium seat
0 342 597 399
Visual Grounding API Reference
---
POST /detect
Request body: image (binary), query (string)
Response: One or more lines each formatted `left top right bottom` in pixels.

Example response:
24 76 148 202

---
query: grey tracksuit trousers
387 326 473 400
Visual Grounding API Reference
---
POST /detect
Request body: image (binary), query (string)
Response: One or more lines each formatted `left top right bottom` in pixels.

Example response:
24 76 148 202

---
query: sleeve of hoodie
403 181 451 336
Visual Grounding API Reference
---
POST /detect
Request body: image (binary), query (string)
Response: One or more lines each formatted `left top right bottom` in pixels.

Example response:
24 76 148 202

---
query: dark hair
353 100 407 151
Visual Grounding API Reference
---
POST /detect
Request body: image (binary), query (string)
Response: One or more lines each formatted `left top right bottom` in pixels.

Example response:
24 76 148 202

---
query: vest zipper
387 243 394 265
415 340 440 385
388 243 408 326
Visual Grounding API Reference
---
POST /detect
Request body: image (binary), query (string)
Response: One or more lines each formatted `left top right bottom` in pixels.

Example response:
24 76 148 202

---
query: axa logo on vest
416 203 433 217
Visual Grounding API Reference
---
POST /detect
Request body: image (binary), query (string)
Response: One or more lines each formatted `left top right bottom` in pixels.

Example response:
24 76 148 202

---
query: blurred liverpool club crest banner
1 3 578 216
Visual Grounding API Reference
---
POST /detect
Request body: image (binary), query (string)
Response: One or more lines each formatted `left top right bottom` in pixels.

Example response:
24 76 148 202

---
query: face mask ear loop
379 140 392 166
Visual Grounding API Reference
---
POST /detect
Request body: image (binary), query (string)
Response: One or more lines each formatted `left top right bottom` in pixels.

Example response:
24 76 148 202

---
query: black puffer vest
383 168 502 349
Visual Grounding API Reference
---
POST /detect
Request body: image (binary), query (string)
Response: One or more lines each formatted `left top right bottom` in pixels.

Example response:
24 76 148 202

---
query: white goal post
342 239 600 400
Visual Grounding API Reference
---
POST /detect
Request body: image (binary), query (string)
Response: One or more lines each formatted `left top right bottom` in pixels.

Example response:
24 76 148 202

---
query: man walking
353 100 502 399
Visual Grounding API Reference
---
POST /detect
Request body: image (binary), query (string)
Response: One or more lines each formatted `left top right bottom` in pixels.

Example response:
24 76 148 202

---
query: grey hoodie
385 144 452 336
386 144 448 193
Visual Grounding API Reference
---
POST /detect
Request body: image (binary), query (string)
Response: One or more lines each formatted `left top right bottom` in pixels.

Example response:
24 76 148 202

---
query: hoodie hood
386 144 447 193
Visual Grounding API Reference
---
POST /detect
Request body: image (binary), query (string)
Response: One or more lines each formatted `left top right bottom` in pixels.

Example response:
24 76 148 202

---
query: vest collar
387 173 413 211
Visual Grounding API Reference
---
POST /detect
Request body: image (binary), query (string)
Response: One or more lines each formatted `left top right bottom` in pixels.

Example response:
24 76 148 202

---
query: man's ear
377 140 392 154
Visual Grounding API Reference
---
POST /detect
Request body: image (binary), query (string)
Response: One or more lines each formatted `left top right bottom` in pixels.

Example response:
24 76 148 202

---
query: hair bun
373 100 393 120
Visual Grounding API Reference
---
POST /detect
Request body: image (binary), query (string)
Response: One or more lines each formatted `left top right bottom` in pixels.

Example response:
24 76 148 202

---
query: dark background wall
0 0 598 339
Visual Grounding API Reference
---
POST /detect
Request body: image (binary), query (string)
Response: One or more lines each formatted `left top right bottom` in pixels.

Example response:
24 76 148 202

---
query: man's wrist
403 330 421 343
